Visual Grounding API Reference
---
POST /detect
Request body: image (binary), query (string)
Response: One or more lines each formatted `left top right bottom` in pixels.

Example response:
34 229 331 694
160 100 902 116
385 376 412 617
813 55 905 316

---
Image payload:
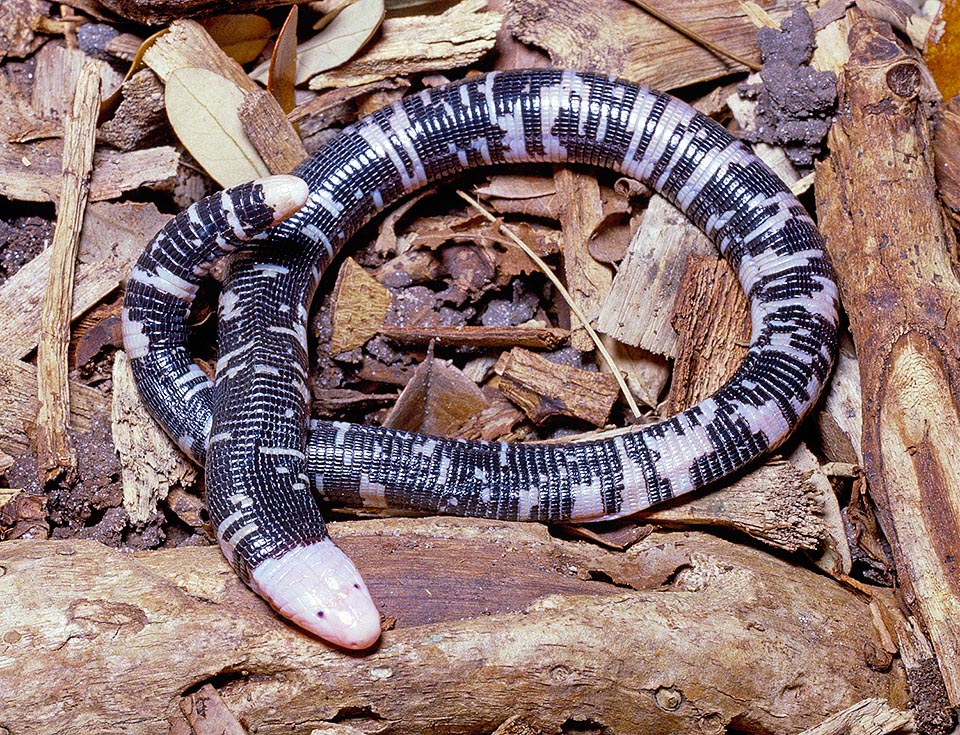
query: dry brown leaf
200 14 273 65
476 175 557 200
267 5 300 114
253 0 385 85
165 67 269 187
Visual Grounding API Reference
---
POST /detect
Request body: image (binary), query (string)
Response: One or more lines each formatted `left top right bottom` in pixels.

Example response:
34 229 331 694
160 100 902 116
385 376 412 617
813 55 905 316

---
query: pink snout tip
248 539 382 650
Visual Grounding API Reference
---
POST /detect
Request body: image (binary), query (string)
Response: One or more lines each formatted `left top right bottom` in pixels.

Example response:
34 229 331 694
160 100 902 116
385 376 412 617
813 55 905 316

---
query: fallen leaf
266 0 385 85
267 5 300 114
201 14 273 65
164 66 269 186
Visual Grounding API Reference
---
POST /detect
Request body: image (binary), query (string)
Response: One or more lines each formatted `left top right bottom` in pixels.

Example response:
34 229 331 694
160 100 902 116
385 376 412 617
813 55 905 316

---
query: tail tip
258 175 310 225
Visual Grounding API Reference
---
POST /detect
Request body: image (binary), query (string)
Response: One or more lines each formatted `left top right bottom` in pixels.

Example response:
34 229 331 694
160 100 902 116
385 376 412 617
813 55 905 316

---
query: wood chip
0 357 110 459
381 353 488 437
642 453 824 552
30 44 121 120
554 168 611 352
330 258 393 355
112 352 197 525
597 194 714 355
663 253 749 415
796 698 912 735
142 18 256 91
380 324 570 350
0 201 170 362
494 348 619 427
237 85 308 174
178 684 247 735
505 0 799 90
818 344 864 467
0 0 49 60
0 143 180 205
98 69 169 152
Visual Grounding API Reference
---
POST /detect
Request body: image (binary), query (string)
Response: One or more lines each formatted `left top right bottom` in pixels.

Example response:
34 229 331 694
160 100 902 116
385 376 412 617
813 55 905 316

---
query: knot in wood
654 686 683 711
697 712 725 735
886 63 921 99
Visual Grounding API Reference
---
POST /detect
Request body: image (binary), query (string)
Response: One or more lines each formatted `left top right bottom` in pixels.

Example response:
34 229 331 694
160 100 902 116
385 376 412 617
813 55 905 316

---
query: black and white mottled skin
122 69 839 649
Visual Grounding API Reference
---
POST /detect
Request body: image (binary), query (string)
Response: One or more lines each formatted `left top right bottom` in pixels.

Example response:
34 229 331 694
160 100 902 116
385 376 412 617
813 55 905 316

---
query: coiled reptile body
123 69 839 648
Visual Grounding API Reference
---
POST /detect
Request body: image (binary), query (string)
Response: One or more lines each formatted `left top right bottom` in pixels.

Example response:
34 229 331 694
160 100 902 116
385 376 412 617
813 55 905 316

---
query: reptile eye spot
317 610 325 618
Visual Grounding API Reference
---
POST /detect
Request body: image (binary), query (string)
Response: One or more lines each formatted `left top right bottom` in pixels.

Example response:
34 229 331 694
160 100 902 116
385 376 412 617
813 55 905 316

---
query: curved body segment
123 70 839 648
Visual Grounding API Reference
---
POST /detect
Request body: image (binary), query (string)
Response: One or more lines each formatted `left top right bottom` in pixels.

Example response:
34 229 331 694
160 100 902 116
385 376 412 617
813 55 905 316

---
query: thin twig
36 60 101 483
457 189 642 421
623 0 762 72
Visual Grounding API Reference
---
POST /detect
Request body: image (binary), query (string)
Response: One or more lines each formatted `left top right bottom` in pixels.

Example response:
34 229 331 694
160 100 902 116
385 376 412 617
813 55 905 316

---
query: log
815 17 960 704
0 522 906 735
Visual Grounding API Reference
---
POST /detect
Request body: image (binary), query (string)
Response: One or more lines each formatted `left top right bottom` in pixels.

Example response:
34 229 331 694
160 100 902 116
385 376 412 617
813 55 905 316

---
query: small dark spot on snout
354 583 361 589
317 610 325 618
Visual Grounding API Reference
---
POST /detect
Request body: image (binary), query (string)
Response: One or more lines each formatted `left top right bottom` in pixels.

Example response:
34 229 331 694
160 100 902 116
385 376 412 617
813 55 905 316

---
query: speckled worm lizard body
123 70 839 648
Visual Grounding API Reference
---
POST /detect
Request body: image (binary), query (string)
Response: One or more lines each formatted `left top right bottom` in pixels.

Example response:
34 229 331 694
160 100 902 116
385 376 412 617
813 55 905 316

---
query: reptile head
248 538 382 650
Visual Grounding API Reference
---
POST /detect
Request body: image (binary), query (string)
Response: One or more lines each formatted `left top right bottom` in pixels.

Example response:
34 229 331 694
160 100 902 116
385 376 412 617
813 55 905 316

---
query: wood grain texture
553 168 611 352
494 347 619 426
0 356 110 459
0 201 169 362
503 0 797 90
597 194 713 355
112 352 197 524
0 523 907 735
664 253 750 415
815 17 960 704
308 0 501 90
